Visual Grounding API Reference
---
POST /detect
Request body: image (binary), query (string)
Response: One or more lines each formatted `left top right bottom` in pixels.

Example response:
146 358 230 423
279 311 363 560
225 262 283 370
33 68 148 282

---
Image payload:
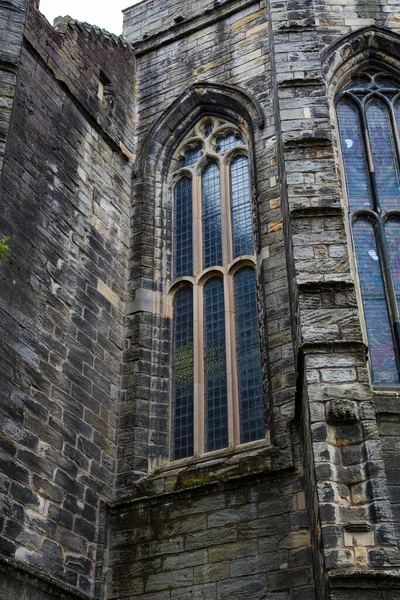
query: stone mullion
269 0 399 590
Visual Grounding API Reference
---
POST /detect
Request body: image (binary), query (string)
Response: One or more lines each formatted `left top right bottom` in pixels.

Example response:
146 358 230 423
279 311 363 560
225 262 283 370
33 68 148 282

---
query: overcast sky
39 0 140 35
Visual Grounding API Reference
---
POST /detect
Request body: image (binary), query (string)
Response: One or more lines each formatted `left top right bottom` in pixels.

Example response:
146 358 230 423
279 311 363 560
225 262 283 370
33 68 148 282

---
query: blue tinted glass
216 133 244 153
366 100 400 212
203 278 228 452
386 218 400 305
396 103 400 138
234 268 264 443
230 156 254 258
353 218 399 384
337 101 372 211
174 177 193 278
343 75 371 90
173 287 194 459
204 122 213 138
202 163 222 269
178 144 203 169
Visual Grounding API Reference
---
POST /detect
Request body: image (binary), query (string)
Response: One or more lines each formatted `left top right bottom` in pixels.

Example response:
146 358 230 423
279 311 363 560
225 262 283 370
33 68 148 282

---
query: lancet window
170 117 264 460
336 70 400 384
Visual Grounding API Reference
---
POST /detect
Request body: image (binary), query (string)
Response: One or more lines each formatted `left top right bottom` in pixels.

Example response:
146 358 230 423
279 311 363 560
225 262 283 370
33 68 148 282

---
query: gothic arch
134 82 265 180
322 26 400 98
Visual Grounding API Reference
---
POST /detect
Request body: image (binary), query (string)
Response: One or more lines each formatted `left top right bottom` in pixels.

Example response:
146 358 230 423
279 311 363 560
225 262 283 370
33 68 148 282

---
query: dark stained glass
337 101 372 211
216 132 244 153
173 287 194 459
396 102 400 139
366 100 400 212
202 163 223 269
203 278 228 452
178 144 203 169
353 218 399 384
386 218 400 303
343 75 371 90
204 122 213 137
234 268 264 443
174 177 193 278
230 156 254 258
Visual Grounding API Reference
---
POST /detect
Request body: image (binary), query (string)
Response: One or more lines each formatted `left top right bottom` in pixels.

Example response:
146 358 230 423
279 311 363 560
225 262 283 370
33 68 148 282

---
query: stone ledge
0 555 94 600
329 569 400 589
112 441 295 507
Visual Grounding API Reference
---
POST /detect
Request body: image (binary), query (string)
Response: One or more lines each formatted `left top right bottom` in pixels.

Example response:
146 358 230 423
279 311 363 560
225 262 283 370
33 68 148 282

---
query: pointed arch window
170 117 264 459
336 70 400 384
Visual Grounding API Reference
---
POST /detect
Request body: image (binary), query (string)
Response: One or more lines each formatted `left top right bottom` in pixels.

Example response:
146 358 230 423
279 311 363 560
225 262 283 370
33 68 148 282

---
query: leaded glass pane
203 121 213 137
230 156 254 258
366 100 400 211
174 177 193 278
386 218 400 304
202 163 223 269
343 75 371 90
178 144 203 169
173 287 194 460
216 133 244 153
234 268 264 443
203 278 228 452
337 101 372 211
396 102 400 140
353 218 399 384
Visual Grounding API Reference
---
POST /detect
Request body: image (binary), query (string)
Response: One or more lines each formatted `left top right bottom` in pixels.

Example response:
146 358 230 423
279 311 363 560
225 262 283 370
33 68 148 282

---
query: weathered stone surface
1 0 400 599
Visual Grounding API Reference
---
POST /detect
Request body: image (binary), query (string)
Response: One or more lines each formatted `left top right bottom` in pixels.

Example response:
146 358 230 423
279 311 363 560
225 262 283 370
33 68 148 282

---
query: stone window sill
115 437 295 506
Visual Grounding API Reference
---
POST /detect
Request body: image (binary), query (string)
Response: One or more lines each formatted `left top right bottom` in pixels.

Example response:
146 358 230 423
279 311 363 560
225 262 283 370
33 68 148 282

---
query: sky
39 0 140 35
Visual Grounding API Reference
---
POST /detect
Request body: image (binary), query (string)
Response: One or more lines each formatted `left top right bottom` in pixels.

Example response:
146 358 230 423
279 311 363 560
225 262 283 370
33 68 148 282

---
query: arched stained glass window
172 286 194 459
170 117 265 459
336 70 400 384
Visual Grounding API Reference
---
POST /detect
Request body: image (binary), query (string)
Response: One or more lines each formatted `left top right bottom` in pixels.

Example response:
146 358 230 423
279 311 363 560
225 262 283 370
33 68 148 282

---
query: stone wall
109 443 315 600
0 0 29 174
0 2 136 596
118 0 298 500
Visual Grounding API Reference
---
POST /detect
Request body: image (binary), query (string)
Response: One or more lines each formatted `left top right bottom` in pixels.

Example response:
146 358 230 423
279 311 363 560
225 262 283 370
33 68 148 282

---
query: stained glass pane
174 177 193 278
234 268 264 443
173 287 194 460
386 218 400 304
343 75 371 90
337 101 372 211
203 278 228 452
178 144 203 169
353 218 399 384
366 100 400 212
396 102 400 142
374 76 399 89
230 156 254 258
203 122 213 137
202 163 223 269
216 133 244 153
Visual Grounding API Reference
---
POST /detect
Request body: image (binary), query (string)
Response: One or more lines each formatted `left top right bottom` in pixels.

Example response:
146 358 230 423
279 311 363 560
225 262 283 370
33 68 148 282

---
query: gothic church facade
1 0 400 599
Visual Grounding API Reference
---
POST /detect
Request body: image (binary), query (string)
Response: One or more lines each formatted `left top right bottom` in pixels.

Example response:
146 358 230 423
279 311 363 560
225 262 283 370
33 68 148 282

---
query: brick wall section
0 0 29 175
118 0 297 494
109 449 315 600
0 2 136 596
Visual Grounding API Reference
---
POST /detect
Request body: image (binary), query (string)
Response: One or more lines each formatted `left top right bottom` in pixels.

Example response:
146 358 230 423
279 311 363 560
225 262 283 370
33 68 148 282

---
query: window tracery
170 117 264 459
336 70 400 384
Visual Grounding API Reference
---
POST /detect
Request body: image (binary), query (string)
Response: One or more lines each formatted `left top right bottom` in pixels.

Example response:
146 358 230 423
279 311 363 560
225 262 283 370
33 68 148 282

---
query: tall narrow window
336 70 400 384
170 117 264 459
